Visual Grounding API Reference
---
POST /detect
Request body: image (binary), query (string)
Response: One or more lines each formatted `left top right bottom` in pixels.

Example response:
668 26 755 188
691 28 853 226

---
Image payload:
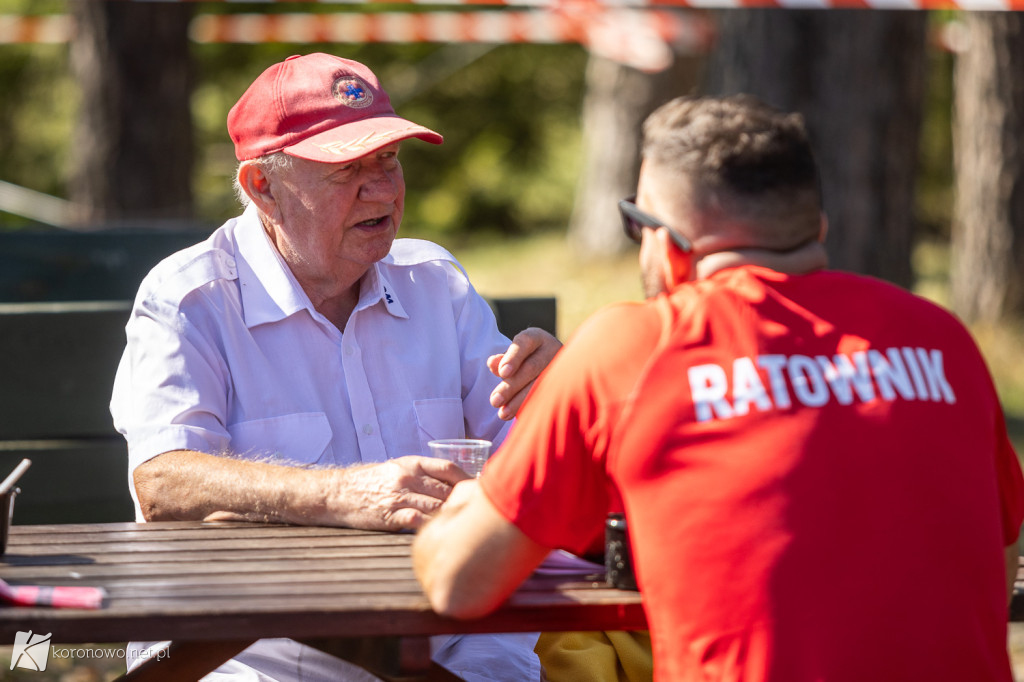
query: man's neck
695 241 828 280
308 284 361 333
258 211 367 332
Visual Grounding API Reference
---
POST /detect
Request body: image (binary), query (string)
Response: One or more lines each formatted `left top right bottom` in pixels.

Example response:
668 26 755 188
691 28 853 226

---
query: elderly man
111 53 557 681
413 95 1024 682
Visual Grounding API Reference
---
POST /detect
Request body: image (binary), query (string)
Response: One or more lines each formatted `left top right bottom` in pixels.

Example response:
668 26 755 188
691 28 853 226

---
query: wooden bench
0 230 556 524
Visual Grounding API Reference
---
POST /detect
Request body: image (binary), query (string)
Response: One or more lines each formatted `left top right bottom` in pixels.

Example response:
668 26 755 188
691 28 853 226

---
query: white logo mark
11 630 52 671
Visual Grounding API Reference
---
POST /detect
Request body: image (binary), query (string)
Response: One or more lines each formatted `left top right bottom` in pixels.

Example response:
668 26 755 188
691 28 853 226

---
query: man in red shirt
413 95 1024 681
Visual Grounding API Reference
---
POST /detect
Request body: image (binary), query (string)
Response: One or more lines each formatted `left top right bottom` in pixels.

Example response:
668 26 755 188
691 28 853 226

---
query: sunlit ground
445 230 646 341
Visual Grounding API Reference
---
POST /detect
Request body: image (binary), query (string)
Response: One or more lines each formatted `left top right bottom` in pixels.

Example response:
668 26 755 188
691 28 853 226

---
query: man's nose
358 166 401 202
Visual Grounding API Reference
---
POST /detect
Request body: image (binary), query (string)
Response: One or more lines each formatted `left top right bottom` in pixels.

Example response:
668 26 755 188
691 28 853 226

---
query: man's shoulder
530 300 664 411
382 239 465 274
567 300 665 362
724 267 979 350
581 300 660 332
721 267 957 314
135 221 241 306
799 269 967 326
376 239 471 296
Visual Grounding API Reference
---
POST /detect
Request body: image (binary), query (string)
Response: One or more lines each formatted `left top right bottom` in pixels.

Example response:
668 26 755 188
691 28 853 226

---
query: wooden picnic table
0 521 646 681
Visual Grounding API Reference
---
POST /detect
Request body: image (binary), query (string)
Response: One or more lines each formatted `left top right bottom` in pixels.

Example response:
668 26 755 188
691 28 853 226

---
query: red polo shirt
483 266 1024 682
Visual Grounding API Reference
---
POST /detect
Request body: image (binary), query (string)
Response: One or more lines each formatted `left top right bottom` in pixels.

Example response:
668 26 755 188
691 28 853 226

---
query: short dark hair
642 95 823 248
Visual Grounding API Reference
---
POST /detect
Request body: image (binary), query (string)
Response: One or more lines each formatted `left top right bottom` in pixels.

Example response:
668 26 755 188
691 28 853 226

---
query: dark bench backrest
0 301 131 441
489 296 557 340
0 229 212 303
0 301 135 523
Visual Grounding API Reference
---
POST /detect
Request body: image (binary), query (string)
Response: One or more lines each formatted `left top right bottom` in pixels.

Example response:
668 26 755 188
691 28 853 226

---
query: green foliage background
0 1 74 229
0 4 962 249
0 1 589 242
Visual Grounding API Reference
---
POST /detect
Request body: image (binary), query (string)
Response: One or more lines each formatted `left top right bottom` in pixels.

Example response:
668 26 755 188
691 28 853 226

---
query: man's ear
657 227 694 288
818 212 829 243
237 162 277 216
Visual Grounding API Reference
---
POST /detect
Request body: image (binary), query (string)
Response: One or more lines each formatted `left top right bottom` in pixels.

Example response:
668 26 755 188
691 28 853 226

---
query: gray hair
233 152 296 207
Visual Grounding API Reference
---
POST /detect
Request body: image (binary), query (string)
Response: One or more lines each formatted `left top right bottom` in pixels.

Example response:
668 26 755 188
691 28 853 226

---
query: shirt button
344 346 354 356
362 424 374 436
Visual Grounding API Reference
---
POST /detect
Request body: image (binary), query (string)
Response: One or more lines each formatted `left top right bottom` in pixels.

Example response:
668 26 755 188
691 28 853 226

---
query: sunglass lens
619 212 641 244
627 218 643 243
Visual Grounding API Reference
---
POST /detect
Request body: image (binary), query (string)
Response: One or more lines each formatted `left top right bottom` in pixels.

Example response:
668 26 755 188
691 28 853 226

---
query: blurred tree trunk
568 52 702 258
951 14 1024 325
703 10 927 287
70 0 194 226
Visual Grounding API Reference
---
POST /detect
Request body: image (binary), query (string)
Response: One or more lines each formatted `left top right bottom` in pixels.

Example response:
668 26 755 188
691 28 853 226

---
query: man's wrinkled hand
488 327 562 420
326 456 471 532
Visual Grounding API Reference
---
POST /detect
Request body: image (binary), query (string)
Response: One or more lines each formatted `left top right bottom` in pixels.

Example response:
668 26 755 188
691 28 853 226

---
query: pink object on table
0 578 106 609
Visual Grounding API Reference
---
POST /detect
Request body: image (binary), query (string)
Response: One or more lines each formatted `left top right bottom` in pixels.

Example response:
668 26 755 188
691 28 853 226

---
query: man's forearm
133 450 468 531
133 450 328 524
413 481 550 619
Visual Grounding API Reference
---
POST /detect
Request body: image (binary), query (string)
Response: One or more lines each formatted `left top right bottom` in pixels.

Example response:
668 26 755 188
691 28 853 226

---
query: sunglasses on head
618 195 692 253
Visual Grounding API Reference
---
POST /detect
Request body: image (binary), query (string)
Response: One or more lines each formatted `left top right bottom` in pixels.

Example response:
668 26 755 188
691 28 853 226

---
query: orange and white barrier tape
0 10 712 73
2 2 1020 71
189 10 713 71
190 10 705 48
172 0 1024 9
0 14 71 44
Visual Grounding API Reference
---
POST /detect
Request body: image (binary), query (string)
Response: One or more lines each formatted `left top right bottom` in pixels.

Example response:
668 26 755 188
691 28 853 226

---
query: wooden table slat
2 552 413 577
12 521 379 534
10 529 411 549
4 546 414 568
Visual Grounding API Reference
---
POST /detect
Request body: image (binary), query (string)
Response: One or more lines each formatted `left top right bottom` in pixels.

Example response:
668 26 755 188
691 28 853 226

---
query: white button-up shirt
112 203 512 508
111 204 538 682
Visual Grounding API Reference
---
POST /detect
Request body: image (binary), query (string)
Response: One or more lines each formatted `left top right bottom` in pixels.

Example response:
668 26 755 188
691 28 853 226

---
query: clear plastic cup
428 439 492 478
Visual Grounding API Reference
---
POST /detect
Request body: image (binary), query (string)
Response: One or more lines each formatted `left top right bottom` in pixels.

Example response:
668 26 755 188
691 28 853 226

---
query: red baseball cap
228 53 443 163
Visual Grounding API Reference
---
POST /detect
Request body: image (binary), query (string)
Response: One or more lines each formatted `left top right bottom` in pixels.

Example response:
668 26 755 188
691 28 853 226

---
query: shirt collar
354 261 409 320
235 204 409 328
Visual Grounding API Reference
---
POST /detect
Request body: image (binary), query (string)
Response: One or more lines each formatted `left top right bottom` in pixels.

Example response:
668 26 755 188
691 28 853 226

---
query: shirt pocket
227 412 334 466
413 398 465 455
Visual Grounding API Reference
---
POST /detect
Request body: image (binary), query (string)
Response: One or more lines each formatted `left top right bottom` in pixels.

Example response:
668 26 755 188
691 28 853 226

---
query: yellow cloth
535 631 653 682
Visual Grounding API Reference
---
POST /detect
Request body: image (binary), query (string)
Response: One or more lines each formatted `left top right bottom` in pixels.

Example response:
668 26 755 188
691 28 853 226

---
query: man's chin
360 234 398 265
641 273 666 300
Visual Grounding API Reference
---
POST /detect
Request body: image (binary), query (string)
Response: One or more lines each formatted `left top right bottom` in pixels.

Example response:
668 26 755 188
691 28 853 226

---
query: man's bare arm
134 449 469 531
413 480 550 619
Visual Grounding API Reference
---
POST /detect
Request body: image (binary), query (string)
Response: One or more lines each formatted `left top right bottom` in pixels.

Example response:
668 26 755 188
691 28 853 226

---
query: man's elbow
133 471 168 521
132 455 184 521
414 547 503 619
422 576 501 621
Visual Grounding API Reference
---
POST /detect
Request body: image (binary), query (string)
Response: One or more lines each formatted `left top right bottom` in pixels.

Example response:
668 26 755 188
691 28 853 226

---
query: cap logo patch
332 76 373 109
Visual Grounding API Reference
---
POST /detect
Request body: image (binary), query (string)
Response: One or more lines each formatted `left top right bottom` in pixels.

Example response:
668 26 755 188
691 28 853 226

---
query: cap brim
281 115 442 163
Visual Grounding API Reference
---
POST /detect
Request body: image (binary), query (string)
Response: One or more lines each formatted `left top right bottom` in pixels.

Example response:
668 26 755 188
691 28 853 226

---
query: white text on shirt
687 347 957 423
